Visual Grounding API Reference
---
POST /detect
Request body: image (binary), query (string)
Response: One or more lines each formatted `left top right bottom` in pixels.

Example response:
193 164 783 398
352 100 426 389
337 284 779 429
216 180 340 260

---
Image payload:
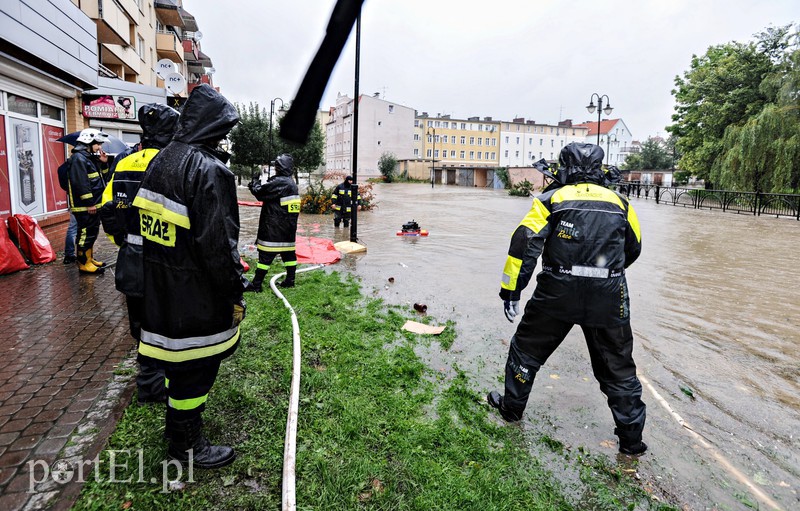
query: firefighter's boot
167 415 235 469
279 266 296 288
245 269 267 293
77 249 104 274
88 248 105 268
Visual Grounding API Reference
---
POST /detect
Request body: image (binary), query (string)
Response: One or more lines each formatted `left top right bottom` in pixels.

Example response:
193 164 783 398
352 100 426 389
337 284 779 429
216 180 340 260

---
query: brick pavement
0 240 137 511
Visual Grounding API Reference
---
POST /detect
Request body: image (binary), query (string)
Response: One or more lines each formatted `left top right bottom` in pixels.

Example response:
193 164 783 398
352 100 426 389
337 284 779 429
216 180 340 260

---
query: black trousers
503 303 646 440
165 361 221 421
126 297 165 400
333 209 349 227
74 211 100 252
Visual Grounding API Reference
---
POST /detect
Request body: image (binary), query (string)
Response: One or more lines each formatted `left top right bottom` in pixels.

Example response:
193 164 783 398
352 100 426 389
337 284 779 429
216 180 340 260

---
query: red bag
8 214 56 264
0 219 29 274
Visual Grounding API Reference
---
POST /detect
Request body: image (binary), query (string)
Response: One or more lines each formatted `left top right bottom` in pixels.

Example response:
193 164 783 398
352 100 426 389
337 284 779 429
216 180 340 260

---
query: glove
503 300 519 323
232 298 247 327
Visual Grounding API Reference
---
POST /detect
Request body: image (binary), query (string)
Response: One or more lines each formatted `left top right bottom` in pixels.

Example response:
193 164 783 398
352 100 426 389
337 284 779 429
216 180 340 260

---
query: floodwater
238 183 800 510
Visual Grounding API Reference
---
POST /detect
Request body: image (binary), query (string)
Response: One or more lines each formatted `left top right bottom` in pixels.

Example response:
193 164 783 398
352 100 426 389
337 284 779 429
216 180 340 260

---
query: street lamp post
605 134 617 166
586 93 613 146
427 127 435 188
269 97 285 176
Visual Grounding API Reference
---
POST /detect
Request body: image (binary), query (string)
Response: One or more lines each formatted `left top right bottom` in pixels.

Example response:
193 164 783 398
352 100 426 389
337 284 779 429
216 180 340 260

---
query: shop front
83 77 167 145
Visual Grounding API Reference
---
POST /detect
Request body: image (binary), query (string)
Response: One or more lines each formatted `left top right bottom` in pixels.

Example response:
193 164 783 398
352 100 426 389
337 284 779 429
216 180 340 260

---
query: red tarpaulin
8 214 56 264
1 219 29 275
296 236 340 265
238 200 262 207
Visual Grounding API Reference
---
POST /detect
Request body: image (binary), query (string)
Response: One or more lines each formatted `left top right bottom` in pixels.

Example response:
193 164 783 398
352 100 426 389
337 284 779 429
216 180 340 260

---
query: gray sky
186 0 797 140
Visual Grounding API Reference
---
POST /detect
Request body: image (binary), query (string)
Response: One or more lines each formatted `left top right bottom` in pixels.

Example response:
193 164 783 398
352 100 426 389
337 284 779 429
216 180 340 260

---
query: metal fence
615 183 800 220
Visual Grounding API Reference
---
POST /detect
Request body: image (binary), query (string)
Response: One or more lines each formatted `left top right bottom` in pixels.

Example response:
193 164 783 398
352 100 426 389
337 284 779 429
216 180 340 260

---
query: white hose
271 265 324 511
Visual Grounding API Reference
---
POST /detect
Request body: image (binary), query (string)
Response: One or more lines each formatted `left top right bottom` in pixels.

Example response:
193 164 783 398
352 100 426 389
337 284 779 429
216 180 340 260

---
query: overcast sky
185 0 797 140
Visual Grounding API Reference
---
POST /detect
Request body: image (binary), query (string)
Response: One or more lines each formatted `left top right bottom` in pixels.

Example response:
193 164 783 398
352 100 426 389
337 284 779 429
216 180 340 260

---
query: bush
305 170 378 214
378 152 397 183
509 179 536 197
495 167 510 189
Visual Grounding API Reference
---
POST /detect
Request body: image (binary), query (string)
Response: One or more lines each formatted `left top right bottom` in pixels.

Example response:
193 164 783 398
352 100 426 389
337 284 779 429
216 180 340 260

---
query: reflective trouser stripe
169 393 208 411
139 327 240 363
164 377 170 388
257 263 270 270
284 260 298 267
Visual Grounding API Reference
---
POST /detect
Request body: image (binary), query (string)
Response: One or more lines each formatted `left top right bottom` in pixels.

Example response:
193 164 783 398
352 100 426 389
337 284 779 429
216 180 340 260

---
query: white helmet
77 128 109 145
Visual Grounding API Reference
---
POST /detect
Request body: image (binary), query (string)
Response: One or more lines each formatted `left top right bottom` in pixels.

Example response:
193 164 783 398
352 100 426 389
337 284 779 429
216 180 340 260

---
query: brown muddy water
238 183 799 510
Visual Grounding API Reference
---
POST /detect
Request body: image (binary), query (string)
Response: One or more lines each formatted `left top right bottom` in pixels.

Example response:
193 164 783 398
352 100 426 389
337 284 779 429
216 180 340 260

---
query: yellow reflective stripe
132 194 190 229
138 328 240 363
627 203 642 242
501 255 522 290
87 172 100 179
70 206 91 212
257 245 292 252
101 176 114 204
164 377 170 388
519 198 550 233
284 260 298 267
551 183 625 210
169 394 208 411
139 210 177 247
115 148 158 172
257 263 270 270
80 193 93 200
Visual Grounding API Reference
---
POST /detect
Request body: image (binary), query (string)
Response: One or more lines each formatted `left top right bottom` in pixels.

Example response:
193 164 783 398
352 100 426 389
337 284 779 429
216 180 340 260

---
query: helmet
77 128 109 145
345 175 353 182
558 142 605 185
274 153 294 176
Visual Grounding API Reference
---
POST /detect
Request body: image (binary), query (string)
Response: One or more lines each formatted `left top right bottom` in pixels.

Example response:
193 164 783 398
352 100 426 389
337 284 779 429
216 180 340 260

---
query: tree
275 117 325 182
229 103 270 183
378 152 397 182
639 138 674 170
667 40 775 179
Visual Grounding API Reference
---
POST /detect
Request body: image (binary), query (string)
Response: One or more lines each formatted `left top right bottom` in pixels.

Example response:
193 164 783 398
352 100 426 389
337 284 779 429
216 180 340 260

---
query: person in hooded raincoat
65 129 110 273
488 142 647 456
132 85 245 469
246 153 301 291
99 103 180 405
331 175 360 227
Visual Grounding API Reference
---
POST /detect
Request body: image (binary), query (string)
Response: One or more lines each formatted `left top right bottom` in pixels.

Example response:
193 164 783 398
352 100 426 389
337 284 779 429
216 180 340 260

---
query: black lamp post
427 127 435 188
586 93 613 146
605 134 617 166
269 97 285 175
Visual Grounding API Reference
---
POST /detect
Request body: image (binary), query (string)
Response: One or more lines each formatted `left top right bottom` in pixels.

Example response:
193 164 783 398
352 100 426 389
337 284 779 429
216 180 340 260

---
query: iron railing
616 182 800 220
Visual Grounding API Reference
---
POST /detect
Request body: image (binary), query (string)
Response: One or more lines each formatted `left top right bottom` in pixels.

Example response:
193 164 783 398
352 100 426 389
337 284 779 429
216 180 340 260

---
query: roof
573 119 619 137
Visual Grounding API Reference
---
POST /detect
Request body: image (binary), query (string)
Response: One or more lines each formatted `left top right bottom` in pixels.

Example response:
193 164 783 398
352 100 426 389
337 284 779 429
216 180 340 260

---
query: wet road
239 183 799 510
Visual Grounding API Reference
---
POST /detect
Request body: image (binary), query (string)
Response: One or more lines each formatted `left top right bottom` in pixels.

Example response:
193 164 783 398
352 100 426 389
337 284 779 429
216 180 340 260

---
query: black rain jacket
67 144 107 211
132 85 243 367
250 160 300 246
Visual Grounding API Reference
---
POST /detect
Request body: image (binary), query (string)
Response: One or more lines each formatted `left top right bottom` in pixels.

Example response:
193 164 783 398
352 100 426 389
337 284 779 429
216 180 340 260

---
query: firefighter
99 103 179 405
246 153 301 292
331 175 360 227
488 142 647 456
132 85 245 469
66 129 110 274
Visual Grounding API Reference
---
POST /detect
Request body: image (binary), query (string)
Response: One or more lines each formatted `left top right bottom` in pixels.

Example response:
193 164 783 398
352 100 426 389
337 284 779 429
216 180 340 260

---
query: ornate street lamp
269 97 285 175
586 93 613 146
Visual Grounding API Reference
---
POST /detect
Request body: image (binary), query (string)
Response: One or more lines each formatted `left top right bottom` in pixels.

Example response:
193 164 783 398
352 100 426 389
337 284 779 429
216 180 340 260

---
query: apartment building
0 0 216 247
574 118 634 166
326 93 415 178
498 118 589 166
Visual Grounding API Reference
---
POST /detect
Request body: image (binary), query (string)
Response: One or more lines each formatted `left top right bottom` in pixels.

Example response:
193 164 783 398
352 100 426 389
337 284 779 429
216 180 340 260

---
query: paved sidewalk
0 242 136 511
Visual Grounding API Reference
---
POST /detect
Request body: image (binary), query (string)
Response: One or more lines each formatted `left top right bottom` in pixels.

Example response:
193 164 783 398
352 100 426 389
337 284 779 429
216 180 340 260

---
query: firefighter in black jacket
331 175 360 227
488 142 648 456
66 129 110 274
246 153 301 291
132 85 245 469
99 103 179 404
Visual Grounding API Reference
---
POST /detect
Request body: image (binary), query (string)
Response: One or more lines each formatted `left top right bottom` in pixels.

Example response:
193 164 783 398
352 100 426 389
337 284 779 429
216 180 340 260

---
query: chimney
513 117 525 123
526 120 535 125
483 116 493 121
468 116 479 121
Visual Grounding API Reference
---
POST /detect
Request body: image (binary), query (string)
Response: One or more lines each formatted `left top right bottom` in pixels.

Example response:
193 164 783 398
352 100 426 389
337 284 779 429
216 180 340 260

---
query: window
427 149 432 157
477 152 482 160
388 105 394 113
491 138 496 146
528 138 532 145
413 134 420 141
491 152 495 159
427 135 432 142
478 124 483 131
477 138 482 146
427 121 433 127
460 136 466 144
7 94 37 116
485 152 490 159
451 136 456 143
377 121 381 126
469 137 475 144
40 104 63 121
515 151 519 157
505 136 509 143
450 150 456 157
459 151 465 158
504 150 508 157
137 35 145 59
414 148 419 156
434 150 439 157
485 138 490 145
377 141 381 146
540 138 543 145
435 135 440 143
551 140 554 147
441 135 446 144
414 120 420 127
461 123 466 129
435 121 440 128
516 137 520 144
469 151 474 159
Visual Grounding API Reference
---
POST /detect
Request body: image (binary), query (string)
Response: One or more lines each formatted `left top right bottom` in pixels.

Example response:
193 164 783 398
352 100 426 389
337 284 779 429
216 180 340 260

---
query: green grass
73 270 675 510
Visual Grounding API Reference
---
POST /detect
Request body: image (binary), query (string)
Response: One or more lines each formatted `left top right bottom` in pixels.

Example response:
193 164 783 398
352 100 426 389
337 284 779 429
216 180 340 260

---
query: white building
498 118 589 166
574 118 634 166
325 93 415 178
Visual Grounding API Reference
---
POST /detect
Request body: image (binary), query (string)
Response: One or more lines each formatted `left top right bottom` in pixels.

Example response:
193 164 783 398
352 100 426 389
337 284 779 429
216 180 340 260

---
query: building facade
498 118 589 166
574 118 634 166
326 93 415 179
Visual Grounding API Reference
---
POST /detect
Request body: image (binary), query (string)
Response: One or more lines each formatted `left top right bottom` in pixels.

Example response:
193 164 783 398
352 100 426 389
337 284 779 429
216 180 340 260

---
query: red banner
42 125 67 212
0 115 11 219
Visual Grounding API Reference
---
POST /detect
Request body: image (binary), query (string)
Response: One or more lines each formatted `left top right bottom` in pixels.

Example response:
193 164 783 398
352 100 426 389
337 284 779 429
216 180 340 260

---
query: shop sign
82 94 137 119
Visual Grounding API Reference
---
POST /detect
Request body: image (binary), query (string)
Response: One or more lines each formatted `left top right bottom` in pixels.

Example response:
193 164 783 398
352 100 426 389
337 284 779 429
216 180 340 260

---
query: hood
558 142 605 185
274 154 294 177
173 84 239 146
139 103 180 149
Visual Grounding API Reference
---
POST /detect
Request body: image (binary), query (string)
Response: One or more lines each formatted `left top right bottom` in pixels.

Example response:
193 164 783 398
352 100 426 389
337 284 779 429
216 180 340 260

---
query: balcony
182 39 199 61
101 43 141 79
156 31 184 61
83 0 130 46
154 0 184 27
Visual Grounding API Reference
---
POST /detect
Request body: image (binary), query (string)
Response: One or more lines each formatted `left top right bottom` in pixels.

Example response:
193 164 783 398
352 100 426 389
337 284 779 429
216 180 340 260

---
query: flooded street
239 183 799 510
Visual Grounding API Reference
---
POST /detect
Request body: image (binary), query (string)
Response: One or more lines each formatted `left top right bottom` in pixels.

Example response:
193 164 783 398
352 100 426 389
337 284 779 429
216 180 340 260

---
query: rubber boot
88 247 105 268
245 269 267 293
279 266 296 288
77 249 104 274
167 415 236 469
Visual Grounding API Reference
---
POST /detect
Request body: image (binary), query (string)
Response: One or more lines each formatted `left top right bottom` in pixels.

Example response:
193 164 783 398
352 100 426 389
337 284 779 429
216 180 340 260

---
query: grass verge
73 269 675 510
